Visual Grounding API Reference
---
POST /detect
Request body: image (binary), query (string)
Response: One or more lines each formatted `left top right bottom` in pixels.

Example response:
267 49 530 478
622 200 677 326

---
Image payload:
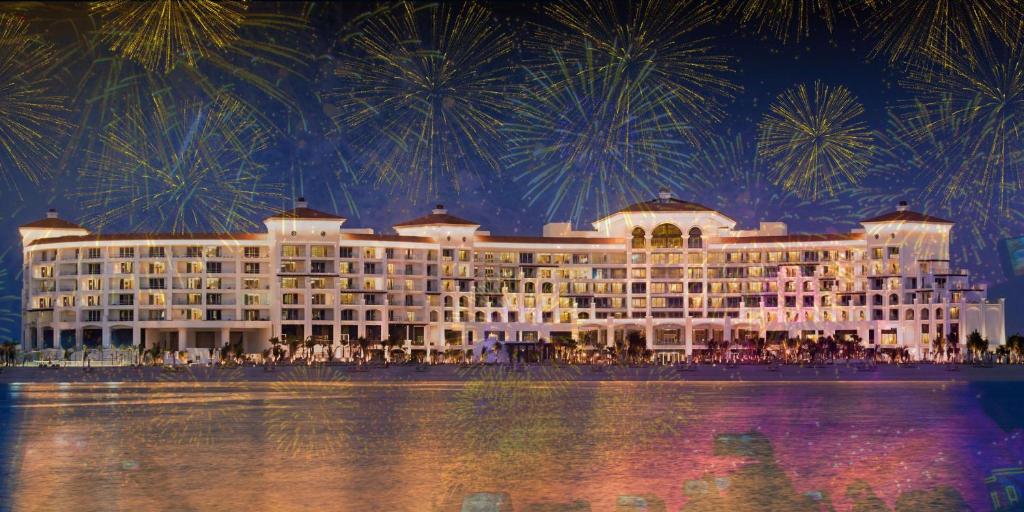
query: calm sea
1 372 1021 511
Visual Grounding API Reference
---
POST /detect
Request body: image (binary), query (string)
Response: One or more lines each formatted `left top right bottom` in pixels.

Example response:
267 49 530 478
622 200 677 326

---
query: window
687 227 703 249
206 309 222 321
206 262 222 274
282 245 301 257
631 227 646 249
148 278 165 290
148 247 165 258
118 247 135 258
244 262 260 274
311 246 330 258
651 224 683 249
186 246 202 258
339 247 354 258
86 248 102 259
244 247 261 258
311 261 327 273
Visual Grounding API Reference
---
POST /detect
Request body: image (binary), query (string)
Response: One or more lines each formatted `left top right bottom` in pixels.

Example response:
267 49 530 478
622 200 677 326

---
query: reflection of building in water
20 193 1005 360
987 468 1024 511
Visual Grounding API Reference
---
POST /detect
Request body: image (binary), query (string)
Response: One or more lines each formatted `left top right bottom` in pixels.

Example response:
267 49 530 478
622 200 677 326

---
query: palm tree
947 333 961 363
966 330 988 363
338 337 350 362
355 336 370 364
931 335 945 362
303 335 317 362
268 336 283 363
382 334 402 364
1007 333 1024 364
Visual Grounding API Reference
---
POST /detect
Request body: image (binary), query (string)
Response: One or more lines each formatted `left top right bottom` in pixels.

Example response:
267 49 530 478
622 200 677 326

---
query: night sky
0 1 1021 336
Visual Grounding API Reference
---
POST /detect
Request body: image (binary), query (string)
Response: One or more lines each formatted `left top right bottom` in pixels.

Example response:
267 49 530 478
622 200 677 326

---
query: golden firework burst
863 0 1022 67
716 0 859 43
144 366 249 448
78 93 283 233
532 0 738 141
899 28 1024 218
504 51 692 222
757 80 873 200
90 0 248 74
0 13 69 186
326 1 515 198
266 365 354 459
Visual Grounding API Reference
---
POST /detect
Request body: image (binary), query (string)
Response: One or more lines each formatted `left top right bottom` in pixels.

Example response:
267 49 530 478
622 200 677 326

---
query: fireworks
757 81 873 201
899 28 1024 218
851 108 1024 284
266 366 354 459
682 131 856 232
715 0 855 43
79 94 283 233
588 369 693 457
504 51 692 222
147 367 249 447
862 0 1022 67
0 13 68 186
326 1 515 198
533 0 738 140
90 0 247 74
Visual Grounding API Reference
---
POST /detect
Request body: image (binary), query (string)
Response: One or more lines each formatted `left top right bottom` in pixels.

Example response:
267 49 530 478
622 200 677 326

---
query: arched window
873 294 883 306
443 296 453 307
935 307 943 319
459 296 468 307
524 282 536 294
631 227 646 249
429 311 439 322
687 227 703 249
491 312 501 322
578 312 590 320
541 282 554 294
475 311 485 322
889 294 899 305
652 224 683 249
905 309 915 320
921 308 930 320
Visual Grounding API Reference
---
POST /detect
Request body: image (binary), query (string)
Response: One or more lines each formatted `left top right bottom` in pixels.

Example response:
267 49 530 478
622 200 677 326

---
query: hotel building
19 192 1006 360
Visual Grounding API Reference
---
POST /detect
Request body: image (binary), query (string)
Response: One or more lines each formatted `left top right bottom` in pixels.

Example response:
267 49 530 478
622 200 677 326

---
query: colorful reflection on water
0 379 1021 511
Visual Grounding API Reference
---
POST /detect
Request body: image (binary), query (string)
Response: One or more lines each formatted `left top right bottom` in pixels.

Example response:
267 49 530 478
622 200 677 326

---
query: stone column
101 327 111 349
645 318 655 350
75 327 83 350
685 318 693 357
177 327 187 351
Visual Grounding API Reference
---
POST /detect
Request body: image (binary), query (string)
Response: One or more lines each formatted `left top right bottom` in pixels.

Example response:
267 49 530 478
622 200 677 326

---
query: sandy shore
1 362 1022 383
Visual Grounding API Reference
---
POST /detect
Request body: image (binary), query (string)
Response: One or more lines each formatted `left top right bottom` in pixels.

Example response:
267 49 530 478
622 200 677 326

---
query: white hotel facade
19 192 1006 360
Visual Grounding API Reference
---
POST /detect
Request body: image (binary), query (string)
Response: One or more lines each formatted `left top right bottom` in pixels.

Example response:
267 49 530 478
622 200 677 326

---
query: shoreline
2 362 1023 383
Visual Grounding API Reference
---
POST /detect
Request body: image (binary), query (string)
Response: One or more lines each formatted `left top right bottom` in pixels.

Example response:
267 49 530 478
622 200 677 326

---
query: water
1 373 1021 511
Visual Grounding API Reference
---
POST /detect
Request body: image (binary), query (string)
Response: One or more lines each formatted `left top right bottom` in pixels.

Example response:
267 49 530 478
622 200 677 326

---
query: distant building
19 192 1005 360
